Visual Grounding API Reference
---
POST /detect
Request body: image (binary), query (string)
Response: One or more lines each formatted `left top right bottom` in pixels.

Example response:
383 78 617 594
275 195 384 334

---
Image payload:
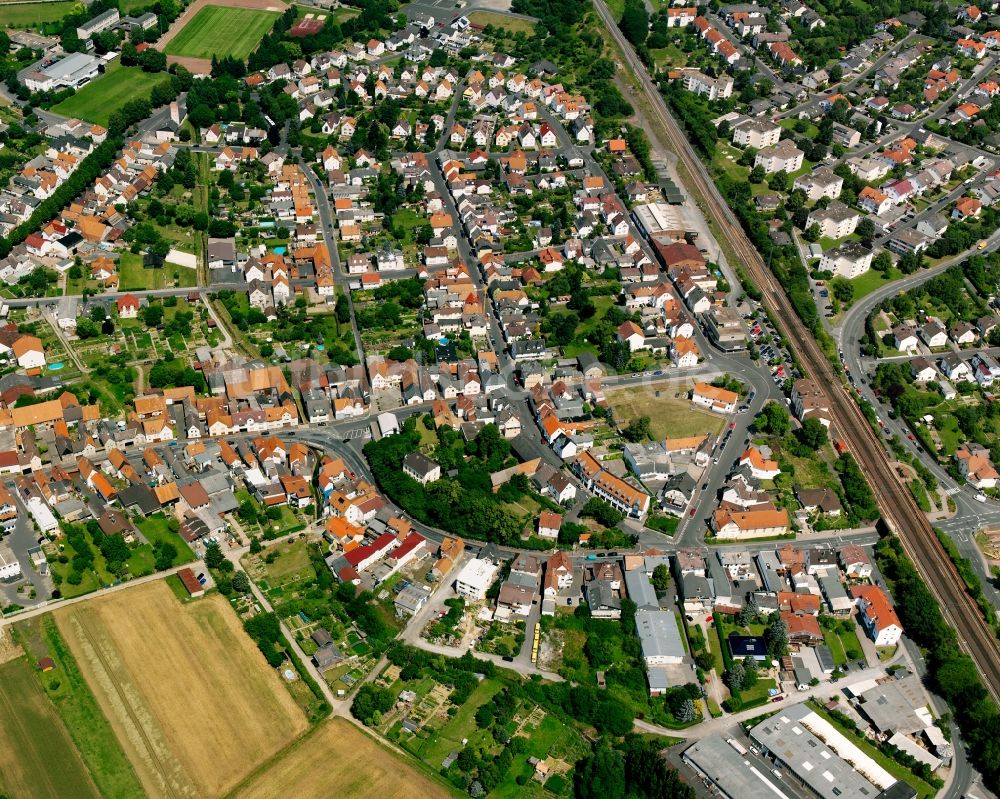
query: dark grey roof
117 484 160 515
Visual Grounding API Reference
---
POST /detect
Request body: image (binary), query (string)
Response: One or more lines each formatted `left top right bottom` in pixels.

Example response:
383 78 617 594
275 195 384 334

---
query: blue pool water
49 362 64 370
439 337 449 345
273 246 287 255
316 344 325 351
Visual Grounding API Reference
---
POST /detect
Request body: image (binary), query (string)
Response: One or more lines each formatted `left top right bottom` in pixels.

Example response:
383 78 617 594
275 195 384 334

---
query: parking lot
741 305 801 388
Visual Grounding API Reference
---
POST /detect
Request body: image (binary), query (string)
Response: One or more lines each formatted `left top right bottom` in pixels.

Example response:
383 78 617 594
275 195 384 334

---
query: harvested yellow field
56 580 307 799
230 718 456 799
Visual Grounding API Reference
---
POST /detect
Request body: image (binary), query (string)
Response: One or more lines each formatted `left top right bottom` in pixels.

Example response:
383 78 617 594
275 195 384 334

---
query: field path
156 0 288 75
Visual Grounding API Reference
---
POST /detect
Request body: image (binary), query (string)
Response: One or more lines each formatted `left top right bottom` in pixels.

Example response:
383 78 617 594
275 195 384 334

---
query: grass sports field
52 65 169 127
165 5 279 60
0 0 75 27
229 718 456 799
0 657 101 799
56 581 307 798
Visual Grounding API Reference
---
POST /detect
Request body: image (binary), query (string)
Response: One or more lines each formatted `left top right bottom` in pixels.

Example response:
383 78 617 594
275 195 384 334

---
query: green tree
351 684 395 726
857 217 876 240
764 612 789 658
831 278 854 304
622 415 652 442
651 563 671 593
204 542 225 570
575 741 626 799
618 0 649 46
75 318 99 339
767 169 789 192
872 251 892 272
757 401 790 435
796 417 829 450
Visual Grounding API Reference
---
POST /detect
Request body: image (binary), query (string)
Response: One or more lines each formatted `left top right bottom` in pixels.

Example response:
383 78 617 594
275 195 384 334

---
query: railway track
594 0 1000 699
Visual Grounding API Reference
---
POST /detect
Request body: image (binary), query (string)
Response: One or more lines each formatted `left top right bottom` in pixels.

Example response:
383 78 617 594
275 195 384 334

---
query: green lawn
848 267 903 304
707 623 726 676
740 677 777 707
467 10 537 33
650 43 688 69
0 1 75 27
261 540 314 584
165 5 279 60
0 657 101 799
823 627 847 665
605 385 725 440
932 411 964 456
646 514 679 535
129 513 196 576
118 252 197 291
837 625 864 662
48 538 117 599
780 118 819 139
783 447 838 491
52 65 169 127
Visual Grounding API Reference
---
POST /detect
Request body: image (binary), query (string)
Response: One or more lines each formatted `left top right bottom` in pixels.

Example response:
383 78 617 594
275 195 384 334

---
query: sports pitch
52 65 169 127
164 5 279 60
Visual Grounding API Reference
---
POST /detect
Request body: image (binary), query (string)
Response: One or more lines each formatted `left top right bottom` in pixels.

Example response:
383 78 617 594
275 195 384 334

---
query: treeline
0 136 120 259
934 529 999 632
663 82 718 159
926 205 1000 259
243 611 289 667
834 453 879 521
511 0 587 27
720 172 819 331
575 736 694 799
875 534 1000 786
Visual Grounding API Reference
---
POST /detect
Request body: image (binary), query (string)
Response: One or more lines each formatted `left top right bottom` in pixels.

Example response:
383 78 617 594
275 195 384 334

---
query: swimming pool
273 246 287 255
49 362 64 370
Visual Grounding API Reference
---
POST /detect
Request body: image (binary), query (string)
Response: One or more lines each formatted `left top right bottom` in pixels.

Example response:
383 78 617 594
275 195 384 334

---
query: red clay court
289 16 326 37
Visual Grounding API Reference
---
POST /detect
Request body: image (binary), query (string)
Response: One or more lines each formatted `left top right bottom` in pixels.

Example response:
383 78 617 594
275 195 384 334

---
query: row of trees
0 137 120 259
